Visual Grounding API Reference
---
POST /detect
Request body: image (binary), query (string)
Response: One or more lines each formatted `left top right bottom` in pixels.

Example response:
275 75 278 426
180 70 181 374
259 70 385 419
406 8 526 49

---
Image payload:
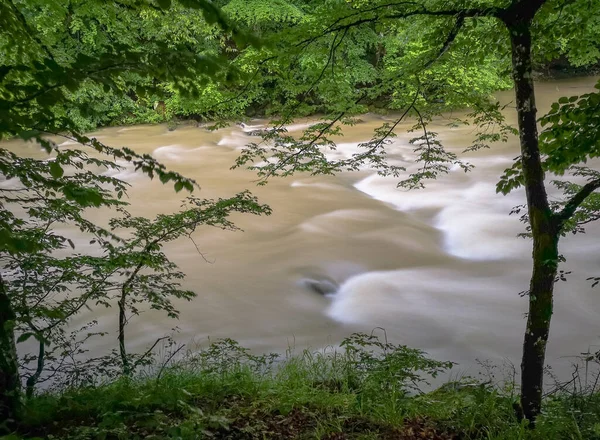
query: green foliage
230 1 515 188
0 0 252 137
1 150 270 385
540 81 600 175
226 0 599 196
532 0 600 68
4 335 600 439
222 0 304 30
0 0 517 130
0 144 127 253
0 0 271 417
499 80 600 235
4 0 595 131
107 190 269 317
339 332 453 395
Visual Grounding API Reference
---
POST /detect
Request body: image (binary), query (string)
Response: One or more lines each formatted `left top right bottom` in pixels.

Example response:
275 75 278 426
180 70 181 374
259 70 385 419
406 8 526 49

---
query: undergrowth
4 333 600 440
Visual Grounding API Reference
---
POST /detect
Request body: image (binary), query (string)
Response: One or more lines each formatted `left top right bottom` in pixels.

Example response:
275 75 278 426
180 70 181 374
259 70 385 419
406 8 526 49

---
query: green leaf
0 229 39 253
183 181 194 192
174 181 184 192
17 332 34 343
159 173 170 184
49 161 64 178
42 309 66 320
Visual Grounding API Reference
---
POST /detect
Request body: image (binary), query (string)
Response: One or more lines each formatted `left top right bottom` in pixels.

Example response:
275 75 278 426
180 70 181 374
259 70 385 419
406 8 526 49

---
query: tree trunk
118 293 129 376
118 258 146 376
508 22 559 425
0 274 20 430
25 337 45 399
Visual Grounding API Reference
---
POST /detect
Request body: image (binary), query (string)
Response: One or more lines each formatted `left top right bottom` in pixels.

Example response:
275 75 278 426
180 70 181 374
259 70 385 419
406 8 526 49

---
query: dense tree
0 0 266 428
108 193 269 375
2 0 514 129
9 0 592 130
233 0 600 425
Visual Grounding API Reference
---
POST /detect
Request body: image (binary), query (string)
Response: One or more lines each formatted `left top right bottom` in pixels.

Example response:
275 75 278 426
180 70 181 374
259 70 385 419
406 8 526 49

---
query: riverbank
11 335 600 439
99 68 599 130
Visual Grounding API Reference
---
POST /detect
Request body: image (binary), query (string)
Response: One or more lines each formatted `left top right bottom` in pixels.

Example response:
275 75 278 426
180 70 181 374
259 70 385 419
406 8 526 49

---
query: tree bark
118 249 151 376
507 21 558 425
0 273 20 430
25 337 45 399
118 292 129 376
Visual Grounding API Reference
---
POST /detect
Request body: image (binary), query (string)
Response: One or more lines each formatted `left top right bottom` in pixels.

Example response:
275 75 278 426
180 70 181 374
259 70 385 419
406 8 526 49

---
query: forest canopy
6 0 598 132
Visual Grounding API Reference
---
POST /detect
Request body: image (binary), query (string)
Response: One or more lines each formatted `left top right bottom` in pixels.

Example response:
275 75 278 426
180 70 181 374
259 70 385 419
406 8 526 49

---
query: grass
5 334 600 439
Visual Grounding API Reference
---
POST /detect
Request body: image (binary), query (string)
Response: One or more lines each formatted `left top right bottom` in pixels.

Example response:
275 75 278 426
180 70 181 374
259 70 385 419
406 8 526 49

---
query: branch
413 104 433 172
556 178 600 225
155 343 186 384
278 28 350 128
298 4 501 48
422 13 465 70
188 235 214 264
6 0 55 61
499 0 549 24
131 336 170 371
345 88 420 164
262 110 348 181
25 336 45 399
308 2 422 42
13 62 142 106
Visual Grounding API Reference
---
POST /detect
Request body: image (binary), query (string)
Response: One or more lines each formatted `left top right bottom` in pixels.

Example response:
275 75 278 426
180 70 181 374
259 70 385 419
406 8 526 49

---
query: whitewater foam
153 145 187 161
354 159 529 260
327 268 525 352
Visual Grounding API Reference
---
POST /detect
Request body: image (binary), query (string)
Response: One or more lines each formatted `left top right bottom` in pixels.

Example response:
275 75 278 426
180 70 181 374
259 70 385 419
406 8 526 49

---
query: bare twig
131 336 170 371
188 235 214 264
156 343 186 384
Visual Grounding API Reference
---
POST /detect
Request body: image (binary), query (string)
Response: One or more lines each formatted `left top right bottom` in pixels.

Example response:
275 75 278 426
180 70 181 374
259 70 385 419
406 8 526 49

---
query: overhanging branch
556 178 600 225
422 13 466 70
298 4 502 48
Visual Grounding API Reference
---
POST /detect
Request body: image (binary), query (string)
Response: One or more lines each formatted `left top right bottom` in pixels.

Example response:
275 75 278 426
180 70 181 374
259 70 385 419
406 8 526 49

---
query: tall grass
9 333 600 439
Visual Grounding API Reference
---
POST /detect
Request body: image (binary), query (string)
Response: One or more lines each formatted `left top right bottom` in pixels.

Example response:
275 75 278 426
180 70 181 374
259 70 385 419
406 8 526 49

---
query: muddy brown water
4 76 600 380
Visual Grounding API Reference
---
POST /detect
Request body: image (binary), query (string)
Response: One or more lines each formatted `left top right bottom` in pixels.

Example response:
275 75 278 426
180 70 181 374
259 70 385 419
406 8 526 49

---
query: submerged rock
245 128 271 137
302 278 338 296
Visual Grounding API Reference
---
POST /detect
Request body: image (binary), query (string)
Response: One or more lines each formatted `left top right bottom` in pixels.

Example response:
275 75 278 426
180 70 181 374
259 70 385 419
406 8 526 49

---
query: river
6 76 600 380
